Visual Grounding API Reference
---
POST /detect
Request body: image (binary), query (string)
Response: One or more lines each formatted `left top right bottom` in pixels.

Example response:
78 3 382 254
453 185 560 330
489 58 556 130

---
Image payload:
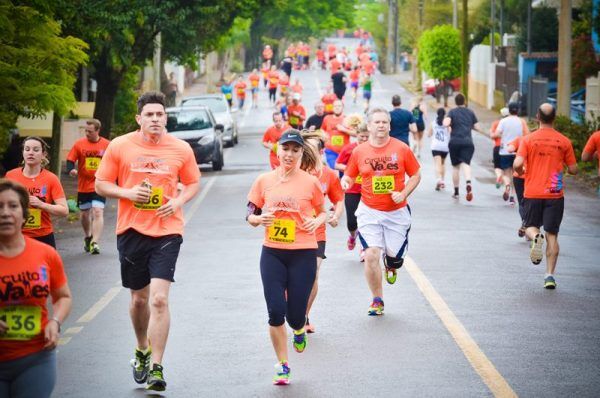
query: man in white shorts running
341 108 421 315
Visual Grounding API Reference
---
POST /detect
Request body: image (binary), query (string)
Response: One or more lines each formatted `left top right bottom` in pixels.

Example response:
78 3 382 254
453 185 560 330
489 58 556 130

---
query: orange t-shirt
316 49 325 61
349 69 360 83
0 237 67 361
321 93 337 114
247 169 324 250
359 52 371 63
327 44 336 58
322 114 350 153
516 127 577 199
583 130 600 174
490 119 501 147
287 104 306 128
345 138 420 211
5 168 65 238
291 84 303 94
268 71 279 89
95 131 201 237
249 73 260 88
337 142 362 194
314 167 344 241
279 76 289 92
362 61 375 75
330 59 341 74
67 137 111 193
262 124 289 169
235 82 247 98
261 68 269 79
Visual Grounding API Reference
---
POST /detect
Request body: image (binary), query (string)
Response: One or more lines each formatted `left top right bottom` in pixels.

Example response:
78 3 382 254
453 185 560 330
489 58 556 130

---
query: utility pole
557 0 572 116
461 0 469 101
453 0 458 28
154 32 162 91
527 0 532 54
386 0 398 73
491 0 496 63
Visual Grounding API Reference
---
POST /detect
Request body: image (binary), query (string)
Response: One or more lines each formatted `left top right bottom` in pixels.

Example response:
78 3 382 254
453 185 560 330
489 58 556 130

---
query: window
182 97 228 113
167 110 212 132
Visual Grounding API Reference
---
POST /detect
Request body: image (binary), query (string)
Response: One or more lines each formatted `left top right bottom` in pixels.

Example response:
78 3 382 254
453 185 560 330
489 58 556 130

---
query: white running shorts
355 201 411 258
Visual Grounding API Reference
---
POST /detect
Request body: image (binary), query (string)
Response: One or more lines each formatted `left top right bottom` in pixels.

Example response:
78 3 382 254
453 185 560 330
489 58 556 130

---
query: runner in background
349 66 361 104
249 69 261 109
262 112 289 169
5 137 68 248
327 43 337 61
301 130 344 334
335 124 370 261
322 100 356 169
287 93 306 130
321 85 337 115
490 108 509 188
291 79 303 95
305 102 326 131
316 47 326 70
220 78 234 108
246 131 326 385
581 130 600 177
427 108 451 191
389 95 416 146
410 96 426 159
268 66 279 105
66 119 111 254
279 73 290 97
234 76 247 110
506 136 528 238
331 69 347 100
361 72 373 113
262 63 270 89
263 45 273 68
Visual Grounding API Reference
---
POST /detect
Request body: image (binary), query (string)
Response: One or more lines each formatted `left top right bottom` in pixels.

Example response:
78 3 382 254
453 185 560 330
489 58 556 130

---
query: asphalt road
52 57 600 397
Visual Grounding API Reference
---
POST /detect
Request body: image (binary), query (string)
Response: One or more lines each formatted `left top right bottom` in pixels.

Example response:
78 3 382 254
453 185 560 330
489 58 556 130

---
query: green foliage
112 66 141 137
481 32 501 46
398 0 453 52
554 115 600 175
354 1 386 52
418 25 461 81
572 34 600 88
516 6 558 53
0 1 87 155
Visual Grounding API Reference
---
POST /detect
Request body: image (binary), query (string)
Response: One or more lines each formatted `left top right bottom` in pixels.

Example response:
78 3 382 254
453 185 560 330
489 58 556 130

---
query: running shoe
273 361 291 385
90 241 100 255
146 363 166 391
130 347 152 384
495 176 502 189
544 275 557 289
466 184 473 202
509 196 516 207
518 225 526 238
452 193 459 200
440 182 445 189
293 329 307 353
435 181 442 191
530 233 545 265
503 185 510 201
347 234 356 250
359 249 365 263
368 297 384 316
305 319 315 334
383 256 397 285
84 236 92 253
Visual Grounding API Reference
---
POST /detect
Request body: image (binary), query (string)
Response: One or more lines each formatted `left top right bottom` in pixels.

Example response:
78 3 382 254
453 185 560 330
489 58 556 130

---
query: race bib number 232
372 175 395 194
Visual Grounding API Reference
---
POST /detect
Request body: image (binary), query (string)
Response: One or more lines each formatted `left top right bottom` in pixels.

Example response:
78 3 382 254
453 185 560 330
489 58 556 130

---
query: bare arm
156 181 200 219
443 117 451 127
582 151 596 162
513 155 525 175
44 284 72 350
473 122 483 134
95 179 151 203
30 196 68 217
409 122 417 134
334 162 347 171
567 164 578 175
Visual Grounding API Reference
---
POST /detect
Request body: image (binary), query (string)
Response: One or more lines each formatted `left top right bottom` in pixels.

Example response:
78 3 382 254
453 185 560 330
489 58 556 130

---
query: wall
469 44 496 109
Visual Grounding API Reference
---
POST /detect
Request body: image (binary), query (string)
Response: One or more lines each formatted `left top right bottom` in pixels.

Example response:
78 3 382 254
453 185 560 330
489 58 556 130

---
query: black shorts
499 154 516 170
493 146 501 169
117 229 183 290
317 241 326 259
77 191 106 209
523 197 564 234
431 150 448 160
448 141 475 166
33 233 56 249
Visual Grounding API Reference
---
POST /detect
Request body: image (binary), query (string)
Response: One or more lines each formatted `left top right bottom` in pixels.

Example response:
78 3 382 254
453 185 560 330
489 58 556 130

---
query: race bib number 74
0 306 42 340
268 219 296 243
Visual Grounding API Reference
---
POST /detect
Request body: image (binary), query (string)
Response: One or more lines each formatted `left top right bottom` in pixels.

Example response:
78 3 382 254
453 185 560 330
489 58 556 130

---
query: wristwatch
50 316 61 332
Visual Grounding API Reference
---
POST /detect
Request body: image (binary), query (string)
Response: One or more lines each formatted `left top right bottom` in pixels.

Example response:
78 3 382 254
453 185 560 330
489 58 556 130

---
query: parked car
423 78 461 96
166 106 224 171
181 94 238 147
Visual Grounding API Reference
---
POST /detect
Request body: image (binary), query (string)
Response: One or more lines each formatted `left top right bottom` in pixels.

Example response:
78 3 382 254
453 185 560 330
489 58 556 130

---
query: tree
516 6 558 53
0 1 87 156
418 25 461 106
54 1 263 137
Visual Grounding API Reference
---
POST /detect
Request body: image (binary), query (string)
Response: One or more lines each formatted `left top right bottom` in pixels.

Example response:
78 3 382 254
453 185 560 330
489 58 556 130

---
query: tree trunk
247 19 263 71
49 112 62 176
461 0 469 103
93 52 125 138
443 80 449 107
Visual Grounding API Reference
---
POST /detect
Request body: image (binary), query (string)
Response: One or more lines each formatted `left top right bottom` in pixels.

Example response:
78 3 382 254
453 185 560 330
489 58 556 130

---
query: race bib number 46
134 187 163 210
24 208 42 229
268 219 296 244
0 306 41 340
85 157 101 171
372 175 395 194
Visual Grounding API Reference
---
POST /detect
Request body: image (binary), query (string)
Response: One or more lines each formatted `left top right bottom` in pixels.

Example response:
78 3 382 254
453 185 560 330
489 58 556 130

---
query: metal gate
527 77 548 117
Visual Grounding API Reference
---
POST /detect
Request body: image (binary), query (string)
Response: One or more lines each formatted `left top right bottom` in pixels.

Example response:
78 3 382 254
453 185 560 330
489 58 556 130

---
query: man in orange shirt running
287 93 306 129
321 100 356 169
321 85 337 115
67 118 110 254
234 75 247 110
582 130 600 175
95 91 201 392
514 103 577 289
262 112 290 169
268 66 279 105
249 69 261 108
341 108 421 315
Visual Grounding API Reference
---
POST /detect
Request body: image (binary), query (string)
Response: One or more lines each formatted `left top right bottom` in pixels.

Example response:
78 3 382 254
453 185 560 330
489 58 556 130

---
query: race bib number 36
134 187 163 210
372 175 395 194
331 135 344 147
268 219 296 244
24 208 42 229
85 157 101 171
0 306 41 340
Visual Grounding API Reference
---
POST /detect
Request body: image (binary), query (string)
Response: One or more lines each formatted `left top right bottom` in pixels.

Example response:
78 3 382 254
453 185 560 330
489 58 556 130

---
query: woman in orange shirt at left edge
0 178 72 398
5 137 68 248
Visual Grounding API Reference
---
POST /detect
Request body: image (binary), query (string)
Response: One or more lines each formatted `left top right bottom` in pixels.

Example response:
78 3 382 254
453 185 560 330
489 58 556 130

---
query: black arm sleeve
246 201 262 221
66 160 75 173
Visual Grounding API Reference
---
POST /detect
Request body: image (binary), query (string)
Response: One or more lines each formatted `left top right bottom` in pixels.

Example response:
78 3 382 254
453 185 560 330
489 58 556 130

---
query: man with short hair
514 103 577 289
262 112 289 169
287 93 306 129
443 93 483 201
321 100 356 168
305 102 326 131
341 108 421 315
95 91 201 391
389 95 416 145
67 118 110 254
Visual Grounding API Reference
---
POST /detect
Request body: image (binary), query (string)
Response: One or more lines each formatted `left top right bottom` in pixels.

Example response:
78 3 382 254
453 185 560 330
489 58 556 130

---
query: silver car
181 94 238 147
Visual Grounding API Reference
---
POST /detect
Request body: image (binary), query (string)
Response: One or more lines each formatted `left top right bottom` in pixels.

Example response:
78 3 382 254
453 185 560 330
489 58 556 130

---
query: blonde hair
298 129 325 173
22 136 50 168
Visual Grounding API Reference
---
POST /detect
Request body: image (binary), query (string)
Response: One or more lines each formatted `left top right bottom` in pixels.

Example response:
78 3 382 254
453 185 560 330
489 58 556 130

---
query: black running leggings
260 246 317 330
269 88 277 102
345 193 361 233
513 176 525 221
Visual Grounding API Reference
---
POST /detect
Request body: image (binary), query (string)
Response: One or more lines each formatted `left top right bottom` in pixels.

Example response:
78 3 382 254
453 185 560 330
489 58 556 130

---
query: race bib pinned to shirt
225 93 232 100
268 219 296 243
331 135 344 147
289 116 300 126
134 187 164 210
24 208 42 229
85 157 101 171
0 306 42 340
372 175 395 194
355 175 363 184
